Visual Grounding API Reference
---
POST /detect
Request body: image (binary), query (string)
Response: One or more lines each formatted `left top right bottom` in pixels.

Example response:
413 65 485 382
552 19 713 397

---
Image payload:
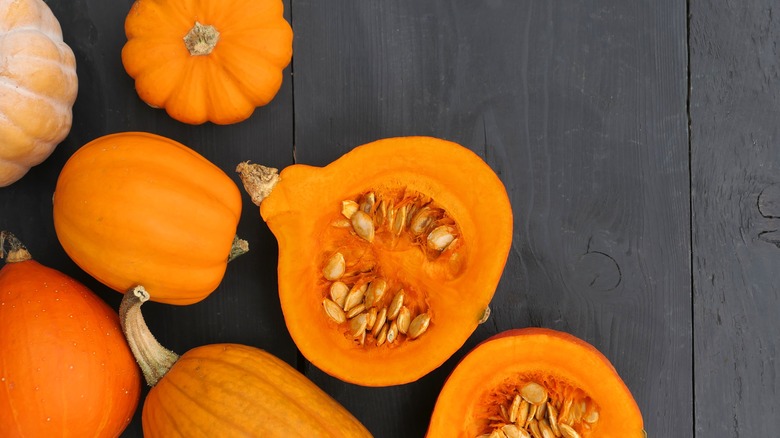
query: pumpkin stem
119 286 180 386
236 161 280 206
228 235 249 262
184 21 220 56
0 231 32 263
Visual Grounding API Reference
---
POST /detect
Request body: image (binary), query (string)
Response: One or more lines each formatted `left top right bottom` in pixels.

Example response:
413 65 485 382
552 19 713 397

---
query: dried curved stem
0 231 32 263
183 21 220 56
119 286 179 386
236 161 280 206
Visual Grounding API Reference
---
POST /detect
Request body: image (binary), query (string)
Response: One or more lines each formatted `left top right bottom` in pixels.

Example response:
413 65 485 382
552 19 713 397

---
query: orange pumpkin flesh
53 132 244 305
119 287 372 437
426 328 644 438
0 232 141 437
238 137 513 386
122 0 293 125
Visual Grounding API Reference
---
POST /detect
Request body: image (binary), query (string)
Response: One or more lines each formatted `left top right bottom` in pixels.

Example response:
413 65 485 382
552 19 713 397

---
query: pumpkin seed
490 430 508 438
346 303 366 319
502 424 531 438
538 420 554 438
331 218 352 228
525 405 537 428
407 312 431 339
559 398 573 425
387 290 404 320
546 403 560 437
508 394 521 423
520 382 547 405
584 409 599 424
375 324 388 346
410 207 435 235
322 252 346 280
535 401 546 420
375 200 387 227
396 306 411 334
351 210 375 242
371 307 387 337
516 400 530 427
558 424 581 438
360 192 375 213
343 282 368 312
387 320 398 343
366 306 378 330
322 299 346 323
349 313 367 337
329 281 349 308
392 204 409 236
528 420 542 438
427 225 456 251
341 200 359 218
364 279 387 307
500 405 510 423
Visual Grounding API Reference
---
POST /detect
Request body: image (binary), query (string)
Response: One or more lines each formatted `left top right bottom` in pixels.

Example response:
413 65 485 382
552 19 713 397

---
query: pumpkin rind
0 233 141 437
118 287 372 437
122 0 293 125
143 344 373 437
426 328 644 438
0 0 78 186
53 132 243 305
240 137 513 386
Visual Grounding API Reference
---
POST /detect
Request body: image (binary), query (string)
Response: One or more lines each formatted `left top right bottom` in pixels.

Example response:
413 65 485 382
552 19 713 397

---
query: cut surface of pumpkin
426 328 644 438
238 136 513 386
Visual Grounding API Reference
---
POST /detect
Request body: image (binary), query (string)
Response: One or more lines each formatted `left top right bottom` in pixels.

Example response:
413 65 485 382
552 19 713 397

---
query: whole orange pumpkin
0 0 78 186
0 232 141 437
122 0 293 125
120 286 373 437
53 132 245 305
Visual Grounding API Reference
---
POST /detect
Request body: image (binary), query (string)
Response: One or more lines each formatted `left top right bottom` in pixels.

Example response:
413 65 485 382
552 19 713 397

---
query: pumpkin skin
426 328 644 438
0 0 78 187
237 137 513 386
53 132 244 305
122 0 293 125
119 287 372 437
0 233 141 437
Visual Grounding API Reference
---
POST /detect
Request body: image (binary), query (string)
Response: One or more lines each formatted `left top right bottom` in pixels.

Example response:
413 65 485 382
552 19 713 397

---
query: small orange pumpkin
122 0 293 125
238 137 513 386
53 132 245 305
0 232 141 437
0 0 78 186
426 328 644 438
120 286 373 437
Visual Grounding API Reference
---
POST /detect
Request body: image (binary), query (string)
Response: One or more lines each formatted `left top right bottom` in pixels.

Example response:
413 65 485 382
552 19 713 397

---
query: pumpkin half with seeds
237 136 513 386
426 328 644 438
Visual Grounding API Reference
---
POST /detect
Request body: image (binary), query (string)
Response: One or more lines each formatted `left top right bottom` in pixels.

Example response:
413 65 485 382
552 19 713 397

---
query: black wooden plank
292 1 690 437
2 1 296 436
690 0 780 436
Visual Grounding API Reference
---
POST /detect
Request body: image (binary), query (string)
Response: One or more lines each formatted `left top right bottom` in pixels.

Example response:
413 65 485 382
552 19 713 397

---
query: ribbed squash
122 0 293 125
120 287 373 437
426 328 645 438
0 0 77 186
237 137 513 386
53 132 245 305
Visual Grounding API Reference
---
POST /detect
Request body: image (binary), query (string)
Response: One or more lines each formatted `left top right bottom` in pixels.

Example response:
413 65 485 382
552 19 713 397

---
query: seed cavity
475 380 599 438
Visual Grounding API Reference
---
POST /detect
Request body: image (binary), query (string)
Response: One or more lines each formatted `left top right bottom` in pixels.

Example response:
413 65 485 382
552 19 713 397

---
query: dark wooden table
2 0 775 436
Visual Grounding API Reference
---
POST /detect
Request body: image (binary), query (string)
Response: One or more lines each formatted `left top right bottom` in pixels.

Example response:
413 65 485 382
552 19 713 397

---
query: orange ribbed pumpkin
0 232 141 437
53 132 244 305
122 0 293 125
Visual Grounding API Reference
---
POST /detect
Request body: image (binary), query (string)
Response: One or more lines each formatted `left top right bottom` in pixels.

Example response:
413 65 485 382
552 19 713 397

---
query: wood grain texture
0 0 694 436
690 0 780 436
292 1 690 436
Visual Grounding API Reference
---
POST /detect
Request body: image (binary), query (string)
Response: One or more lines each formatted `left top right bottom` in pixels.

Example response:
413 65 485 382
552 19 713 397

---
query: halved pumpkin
238 136 513 386
426 328 644 438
